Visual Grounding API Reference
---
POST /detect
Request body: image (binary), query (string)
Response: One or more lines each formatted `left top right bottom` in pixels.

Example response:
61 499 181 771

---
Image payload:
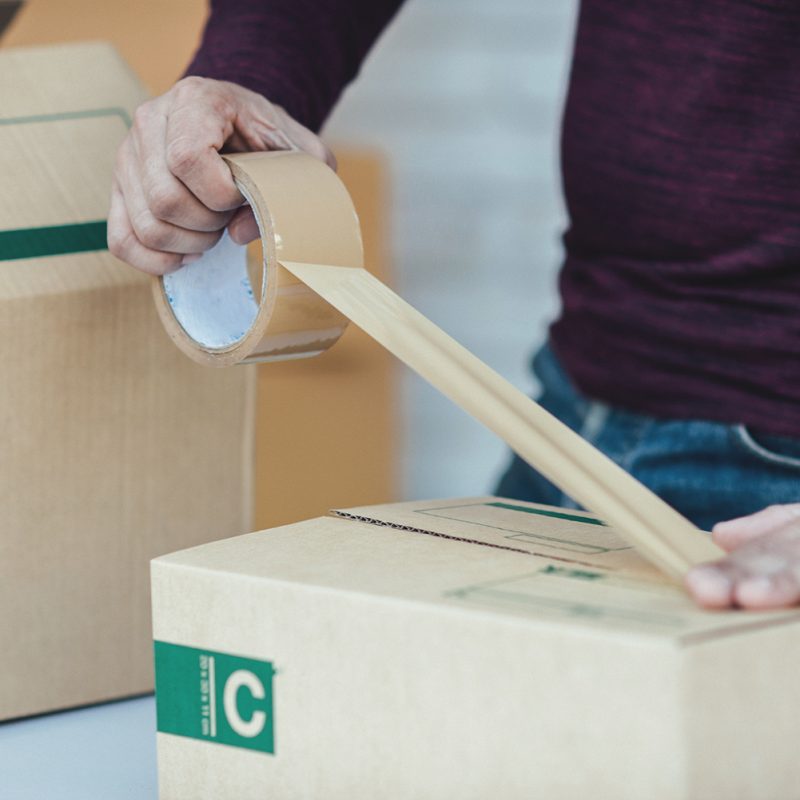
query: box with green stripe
152 495 800 799
0 41 252 721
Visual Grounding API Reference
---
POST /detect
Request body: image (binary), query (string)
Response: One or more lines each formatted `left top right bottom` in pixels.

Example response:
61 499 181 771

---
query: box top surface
0 41 147 298
155 496 800 645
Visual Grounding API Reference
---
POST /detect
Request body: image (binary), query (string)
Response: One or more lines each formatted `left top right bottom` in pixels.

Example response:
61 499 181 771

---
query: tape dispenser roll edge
151 150 362 367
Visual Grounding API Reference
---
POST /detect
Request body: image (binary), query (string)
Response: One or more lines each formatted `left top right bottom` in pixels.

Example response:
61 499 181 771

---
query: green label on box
154 641 275 754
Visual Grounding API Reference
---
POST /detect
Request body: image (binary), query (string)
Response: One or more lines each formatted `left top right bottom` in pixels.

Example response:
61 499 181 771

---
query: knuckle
165 138 199 176
173 76 217 107
134 213 170 250
174 75 205 93
207 92 234 119
174 77 233 117
106 227 126 258
108 229 140 266
171 77 200 103
147 183 182 220
132 101 154 130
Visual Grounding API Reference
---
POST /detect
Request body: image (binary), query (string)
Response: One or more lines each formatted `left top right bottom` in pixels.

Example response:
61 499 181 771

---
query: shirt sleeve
185 0 405 131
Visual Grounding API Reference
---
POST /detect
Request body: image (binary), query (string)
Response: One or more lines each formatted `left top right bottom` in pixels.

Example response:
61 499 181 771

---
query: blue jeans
495 344 800 531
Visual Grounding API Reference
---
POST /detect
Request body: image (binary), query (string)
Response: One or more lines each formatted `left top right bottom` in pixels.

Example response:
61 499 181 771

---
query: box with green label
0 42 252 720
152 496 800 800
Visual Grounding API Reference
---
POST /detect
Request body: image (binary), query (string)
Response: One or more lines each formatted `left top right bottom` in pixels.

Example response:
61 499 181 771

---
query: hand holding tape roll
152 150 723 580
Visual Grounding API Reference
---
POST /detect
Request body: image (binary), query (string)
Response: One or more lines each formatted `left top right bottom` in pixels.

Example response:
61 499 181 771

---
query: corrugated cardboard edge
331 509 537 558
330 497 620 570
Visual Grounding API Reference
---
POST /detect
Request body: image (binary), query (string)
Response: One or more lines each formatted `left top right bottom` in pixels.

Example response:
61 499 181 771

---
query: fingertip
228 207 260 245
685 566 735 609
147 253 185 276
734 576 774 609
734 572 800 610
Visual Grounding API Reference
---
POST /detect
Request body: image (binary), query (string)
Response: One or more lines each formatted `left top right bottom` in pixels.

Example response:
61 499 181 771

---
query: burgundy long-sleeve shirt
188 0 800 437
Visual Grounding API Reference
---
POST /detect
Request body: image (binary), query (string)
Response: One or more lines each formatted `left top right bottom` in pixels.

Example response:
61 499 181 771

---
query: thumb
712 504 800 551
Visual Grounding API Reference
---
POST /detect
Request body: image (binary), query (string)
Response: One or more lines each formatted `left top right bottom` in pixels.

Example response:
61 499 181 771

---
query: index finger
165 103 244 212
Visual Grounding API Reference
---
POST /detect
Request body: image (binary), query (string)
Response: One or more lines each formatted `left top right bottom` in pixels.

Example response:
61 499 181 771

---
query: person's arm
186 0 404 132
686 504 800 609
108 0 403 275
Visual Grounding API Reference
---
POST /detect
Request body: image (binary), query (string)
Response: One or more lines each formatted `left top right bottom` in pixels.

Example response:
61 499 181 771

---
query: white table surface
0 696 158 799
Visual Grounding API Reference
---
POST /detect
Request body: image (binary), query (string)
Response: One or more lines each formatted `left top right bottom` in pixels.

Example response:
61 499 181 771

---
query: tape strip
152 150 723 579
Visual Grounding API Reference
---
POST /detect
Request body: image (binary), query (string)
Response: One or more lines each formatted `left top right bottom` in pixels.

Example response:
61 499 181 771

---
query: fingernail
181 254 202 266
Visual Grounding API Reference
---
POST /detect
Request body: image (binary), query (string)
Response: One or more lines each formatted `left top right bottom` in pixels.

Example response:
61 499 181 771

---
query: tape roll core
152 150 362 366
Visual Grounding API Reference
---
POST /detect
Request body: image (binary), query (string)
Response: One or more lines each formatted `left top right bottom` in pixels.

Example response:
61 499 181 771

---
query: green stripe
0 107 132 127
0 108 128 262
0 220 108 262
487 501 605 526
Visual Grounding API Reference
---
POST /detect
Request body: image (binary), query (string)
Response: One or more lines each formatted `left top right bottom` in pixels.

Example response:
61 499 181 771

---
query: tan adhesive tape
152 150 723 580
152 151 361 366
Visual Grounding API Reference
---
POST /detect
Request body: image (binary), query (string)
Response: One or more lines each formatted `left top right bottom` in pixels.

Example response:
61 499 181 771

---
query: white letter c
223 669 267 738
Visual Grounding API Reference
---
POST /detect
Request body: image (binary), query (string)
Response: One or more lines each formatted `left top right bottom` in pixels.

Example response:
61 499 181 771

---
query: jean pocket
731 424 800 471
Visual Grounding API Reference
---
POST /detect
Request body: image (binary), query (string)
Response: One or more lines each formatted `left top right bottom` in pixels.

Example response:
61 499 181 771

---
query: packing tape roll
152 150 361 366
152 150 724 579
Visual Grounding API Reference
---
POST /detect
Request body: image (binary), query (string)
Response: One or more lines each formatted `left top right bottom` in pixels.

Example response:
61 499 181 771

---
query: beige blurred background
324 0 578 498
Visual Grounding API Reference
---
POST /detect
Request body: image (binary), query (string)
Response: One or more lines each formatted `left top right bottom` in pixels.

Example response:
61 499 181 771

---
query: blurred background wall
325 0 579 499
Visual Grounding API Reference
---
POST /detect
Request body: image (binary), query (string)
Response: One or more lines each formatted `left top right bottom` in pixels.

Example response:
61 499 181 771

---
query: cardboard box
152 497 800 800
2 0 399 529
1 0 208 94
0 41 252 720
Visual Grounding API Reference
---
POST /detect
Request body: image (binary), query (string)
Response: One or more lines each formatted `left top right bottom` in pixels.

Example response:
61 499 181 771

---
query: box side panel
0 41 252 719
0 46 143 299
0 40 147 114
0 282 251 719
1 3 207 95
153 562 686 800
683 622 800 799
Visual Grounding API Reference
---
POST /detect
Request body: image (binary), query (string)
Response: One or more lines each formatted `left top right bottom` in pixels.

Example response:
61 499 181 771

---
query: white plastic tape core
162 231 257 350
